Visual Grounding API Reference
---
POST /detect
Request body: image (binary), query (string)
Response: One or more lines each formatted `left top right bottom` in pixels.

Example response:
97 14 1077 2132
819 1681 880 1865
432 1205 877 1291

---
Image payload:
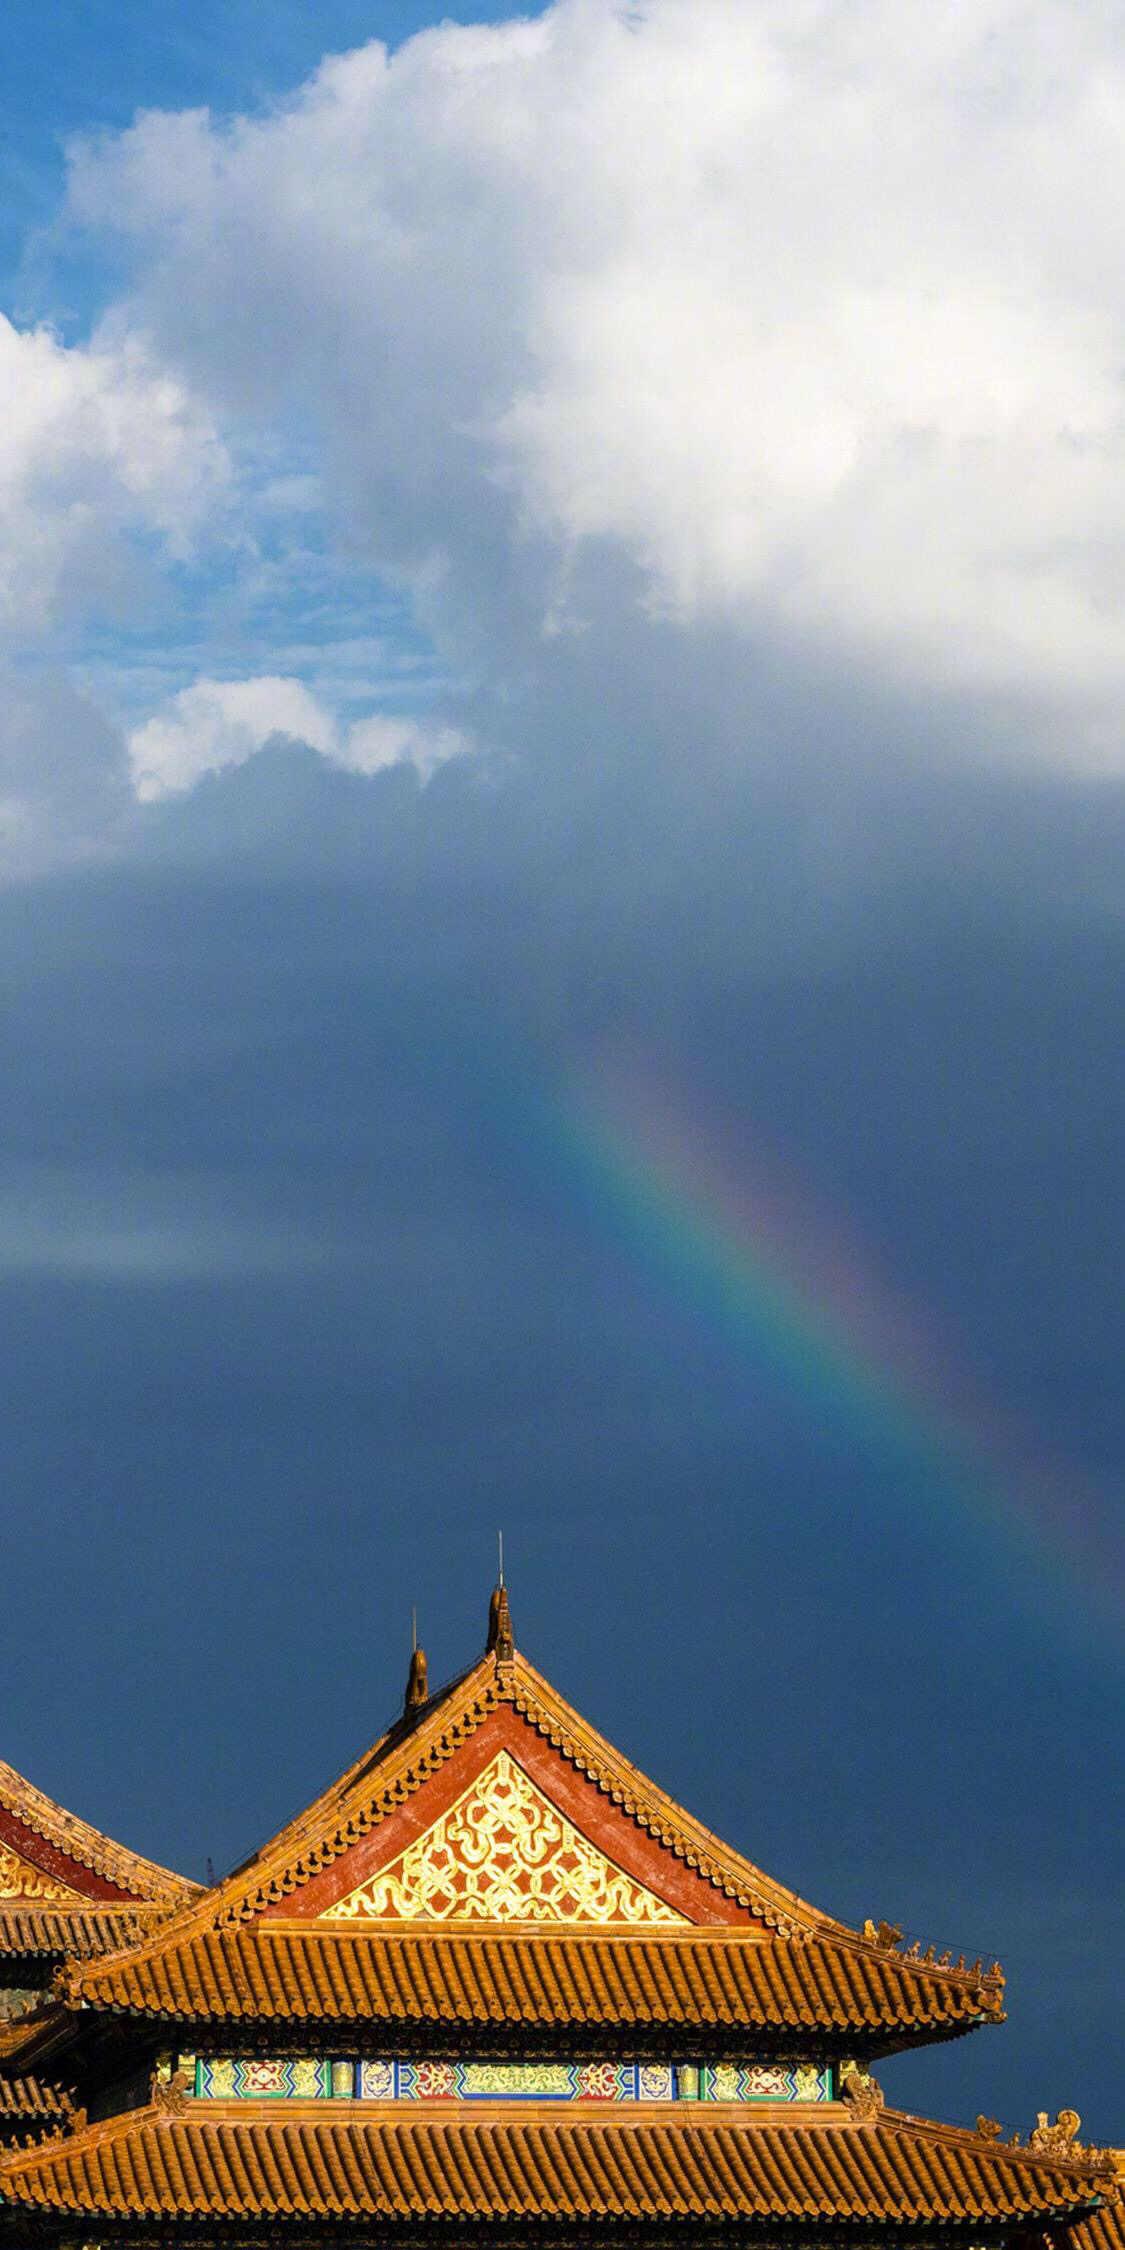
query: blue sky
0 0 1122 2143
0 0 531 753
0 1 542 302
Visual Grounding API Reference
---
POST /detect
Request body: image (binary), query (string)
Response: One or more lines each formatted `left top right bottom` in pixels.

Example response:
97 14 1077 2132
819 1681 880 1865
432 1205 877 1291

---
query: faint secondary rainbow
543 1058 1123 1647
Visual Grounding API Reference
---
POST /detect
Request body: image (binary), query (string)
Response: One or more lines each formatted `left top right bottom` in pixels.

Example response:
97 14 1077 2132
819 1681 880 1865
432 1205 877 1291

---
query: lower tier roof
0 2102 1112 2228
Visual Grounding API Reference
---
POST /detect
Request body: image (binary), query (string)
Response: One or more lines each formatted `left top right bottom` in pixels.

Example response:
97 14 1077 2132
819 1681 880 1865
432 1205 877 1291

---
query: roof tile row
0 1904 167 1959
0 2073 69 2121
69 1926 1003 2033
0 2105 1110 2224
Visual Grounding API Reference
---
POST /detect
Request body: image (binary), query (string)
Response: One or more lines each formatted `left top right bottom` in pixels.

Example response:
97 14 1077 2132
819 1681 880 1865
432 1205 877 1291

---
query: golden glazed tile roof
55 1640 1004 2048
0 1757 192 1909
66 1923 1002 2035
1063 2160 1125 2250
173 1647 826 1929
0 1903 170 1959
1069 2206 1125 2250
0 2101 1112 2226
0 2073 70 2124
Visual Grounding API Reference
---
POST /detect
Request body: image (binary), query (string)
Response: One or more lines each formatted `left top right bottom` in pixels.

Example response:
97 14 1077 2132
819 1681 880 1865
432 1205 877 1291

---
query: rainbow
543 1058 1123 1650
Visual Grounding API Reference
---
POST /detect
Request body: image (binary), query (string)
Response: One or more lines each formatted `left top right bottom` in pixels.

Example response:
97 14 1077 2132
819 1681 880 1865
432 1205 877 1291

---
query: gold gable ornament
327 1750 686 1925
0 1844 82 1903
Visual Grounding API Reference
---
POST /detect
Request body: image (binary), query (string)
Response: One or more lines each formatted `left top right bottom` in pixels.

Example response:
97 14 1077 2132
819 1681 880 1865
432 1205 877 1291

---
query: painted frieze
357 2062 678 2101
196 2059 332 2100
696 2064 833 2102
189 2057 832 2103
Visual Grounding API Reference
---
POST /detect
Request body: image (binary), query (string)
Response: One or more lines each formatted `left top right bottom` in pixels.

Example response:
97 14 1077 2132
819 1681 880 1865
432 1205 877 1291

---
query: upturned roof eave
0 2096 1112 2229
54 1636 1003 2038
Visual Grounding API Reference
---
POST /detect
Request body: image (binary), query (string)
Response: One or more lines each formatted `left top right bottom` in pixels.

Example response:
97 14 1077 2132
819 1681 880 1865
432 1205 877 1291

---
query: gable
0 1768 189 1906
0 1841 83 1905
327 1750 685 1925
267 1705 763 1927
60 1625 1009 2028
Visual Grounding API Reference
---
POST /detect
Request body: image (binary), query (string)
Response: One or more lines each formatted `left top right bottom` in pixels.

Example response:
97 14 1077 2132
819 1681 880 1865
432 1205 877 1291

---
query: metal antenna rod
498 1530 505 1589
411 1606 418 1654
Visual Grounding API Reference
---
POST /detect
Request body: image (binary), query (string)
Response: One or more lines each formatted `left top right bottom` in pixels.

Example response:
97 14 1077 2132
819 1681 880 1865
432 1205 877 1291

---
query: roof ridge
221 1658 482 1885
507 1654 845 1938
880 2106 1122 2181
0 2008 56 2062
0 2087 146 2163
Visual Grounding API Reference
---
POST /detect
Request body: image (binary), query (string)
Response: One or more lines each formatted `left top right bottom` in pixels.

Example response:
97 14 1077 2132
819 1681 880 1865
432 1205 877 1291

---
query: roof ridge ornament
403 1614 429 1716
839 2063 884 2121
486 1541 515 1664
862 1918 903 1951
1028 2109 1093 2163
150 2061 191 2117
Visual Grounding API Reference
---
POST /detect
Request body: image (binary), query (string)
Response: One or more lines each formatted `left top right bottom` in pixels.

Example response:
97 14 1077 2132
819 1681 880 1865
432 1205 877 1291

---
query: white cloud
344 711 465 778
0 312 235 869
127 675 464 797
66 0 1125 766
0 315 225 641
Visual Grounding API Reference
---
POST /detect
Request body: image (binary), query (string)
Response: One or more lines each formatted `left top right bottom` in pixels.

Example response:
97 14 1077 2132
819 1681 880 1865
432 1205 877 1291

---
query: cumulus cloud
5 0 1124 871
0 312 233 866
0 314 225 640
0 300 454 854
127 675 464 797
66 0 1125 766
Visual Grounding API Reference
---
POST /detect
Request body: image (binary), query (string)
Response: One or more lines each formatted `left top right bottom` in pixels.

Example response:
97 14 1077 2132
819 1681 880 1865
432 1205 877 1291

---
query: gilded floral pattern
0 1844 81 1902
328 1751 685 1924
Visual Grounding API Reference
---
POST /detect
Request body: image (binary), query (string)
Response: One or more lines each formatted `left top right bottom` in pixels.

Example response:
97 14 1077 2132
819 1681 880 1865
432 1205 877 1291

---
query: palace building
0 1747 194 2150
0 1585 1118 2248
